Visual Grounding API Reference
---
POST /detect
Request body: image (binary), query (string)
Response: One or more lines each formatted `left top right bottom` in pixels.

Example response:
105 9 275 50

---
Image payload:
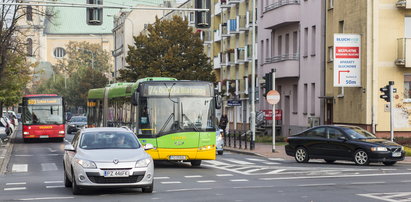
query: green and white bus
87 77 220 166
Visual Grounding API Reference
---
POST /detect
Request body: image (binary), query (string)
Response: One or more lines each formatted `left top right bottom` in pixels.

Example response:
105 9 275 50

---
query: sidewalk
224 142 411 164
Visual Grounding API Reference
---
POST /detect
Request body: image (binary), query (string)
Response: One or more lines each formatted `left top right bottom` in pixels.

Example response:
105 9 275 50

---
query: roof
44 0 166 34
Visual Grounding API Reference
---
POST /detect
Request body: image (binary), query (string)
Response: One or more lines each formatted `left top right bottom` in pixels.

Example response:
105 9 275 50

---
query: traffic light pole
389 81 394 142
272 69 276 153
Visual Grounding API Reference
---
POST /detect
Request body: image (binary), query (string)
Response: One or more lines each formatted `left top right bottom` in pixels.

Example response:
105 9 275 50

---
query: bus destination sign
146 85 210 97
27 98 61 105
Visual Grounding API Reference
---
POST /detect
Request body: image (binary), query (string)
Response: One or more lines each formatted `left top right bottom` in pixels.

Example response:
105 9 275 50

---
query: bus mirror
131 92 139 106
215 95 222 109
18 104 22 113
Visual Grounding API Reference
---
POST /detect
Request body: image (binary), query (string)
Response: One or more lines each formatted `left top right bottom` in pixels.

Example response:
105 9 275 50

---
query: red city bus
21 94 65 142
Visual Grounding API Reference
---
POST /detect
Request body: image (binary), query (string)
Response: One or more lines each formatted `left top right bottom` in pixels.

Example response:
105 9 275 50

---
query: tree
119 15 215 82
35 41 110 111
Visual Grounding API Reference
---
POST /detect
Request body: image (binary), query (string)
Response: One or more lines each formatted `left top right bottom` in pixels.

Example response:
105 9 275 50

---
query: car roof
81 127 132 133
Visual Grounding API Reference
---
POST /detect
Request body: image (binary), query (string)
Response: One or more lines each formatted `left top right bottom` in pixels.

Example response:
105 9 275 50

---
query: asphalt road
0 131 411 201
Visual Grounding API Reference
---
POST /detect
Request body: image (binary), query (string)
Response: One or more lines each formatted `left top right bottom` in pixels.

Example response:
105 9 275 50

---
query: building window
285 33 290 56
26 6 32 21
27 38 33 56
293 84 298 113
278 35 282 56
339 20 344 33
261 40 264 64
271 31 275 57
53 47 66 58
311 26 316 56
304 83 308 114
304 27 308 57
311 83 316 115
293 31 298 54
266 39 269 60
328 46 334 62
189 12 195 24
404 75 411 102
328 0 333 9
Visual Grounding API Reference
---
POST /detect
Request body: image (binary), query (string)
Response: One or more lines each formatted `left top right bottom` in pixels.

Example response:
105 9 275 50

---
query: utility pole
250 0 256 150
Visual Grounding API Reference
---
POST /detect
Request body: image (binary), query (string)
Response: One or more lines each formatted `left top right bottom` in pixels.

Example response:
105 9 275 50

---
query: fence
224 130 252 150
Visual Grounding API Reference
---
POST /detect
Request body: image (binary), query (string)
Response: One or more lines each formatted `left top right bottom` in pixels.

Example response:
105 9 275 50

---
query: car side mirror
64 144 75 152
338 136 347 141
144 143 154 150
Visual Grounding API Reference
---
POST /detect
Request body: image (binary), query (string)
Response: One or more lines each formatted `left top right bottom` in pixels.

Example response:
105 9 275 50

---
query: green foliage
119 15 215 82
0 51 32 106
405 147 411 157
35 42 110 109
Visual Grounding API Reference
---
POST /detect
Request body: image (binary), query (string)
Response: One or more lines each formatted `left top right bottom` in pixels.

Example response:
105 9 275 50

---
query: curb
224 147 278 158
0 129 17 176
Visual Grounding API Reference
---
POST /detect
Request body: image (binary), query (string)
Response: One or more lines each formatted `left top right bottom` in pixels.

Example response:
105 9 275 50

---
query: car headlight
135 158 151 168
371 147 388 152
217 134 223 141
69 124 76 127
75 158 97 169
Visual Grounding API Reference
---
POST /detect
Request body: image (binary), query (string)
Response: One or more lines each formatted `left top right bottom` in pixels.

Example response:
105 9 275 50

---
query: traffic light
380 85 391 102
87 0 103 25
195 0 211 28
262 72 272 97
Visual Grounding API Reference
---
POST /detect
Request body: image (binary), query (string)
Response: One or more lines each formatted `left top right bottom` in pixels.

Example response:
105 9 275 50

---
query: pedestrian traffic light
262 72 272 97
380 85 391 102
194 0 211 28
86 0 103 25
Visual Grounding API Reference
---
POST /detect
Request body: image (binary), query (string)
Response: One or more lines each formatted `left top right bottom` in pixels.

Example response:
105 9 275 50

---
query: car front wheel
72 170 81 195
354 149 370 166
295 147 309 163
64 165 72 187
142 181 154 193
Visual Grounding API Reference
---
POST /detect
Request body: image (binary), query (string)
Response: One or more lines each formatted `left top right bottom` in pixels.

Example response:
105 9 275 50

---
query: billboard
334 34 361 87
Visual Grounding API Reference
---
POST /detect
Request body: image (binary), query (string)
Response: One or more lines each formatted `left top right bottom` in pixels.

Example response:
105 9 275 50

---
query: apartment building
258 0 325 136
326 0 411 137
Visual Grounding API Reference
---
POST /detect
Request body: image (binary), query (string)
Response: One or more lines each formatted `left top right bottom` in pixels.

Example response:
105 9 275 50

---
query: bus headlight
23 132 29 135
59 131 65 134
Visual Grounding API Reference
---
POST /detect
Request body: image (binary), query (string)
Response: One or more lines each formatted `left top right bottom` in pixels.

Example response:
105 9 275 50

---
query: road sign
333 34 361 87
262 109 282 120
266 90 280 105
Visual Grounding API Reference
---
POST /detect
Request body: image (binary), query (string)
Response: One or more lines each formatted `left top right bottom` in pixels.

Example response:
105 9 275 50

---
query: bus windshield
139 97 216 136
23 105 64 125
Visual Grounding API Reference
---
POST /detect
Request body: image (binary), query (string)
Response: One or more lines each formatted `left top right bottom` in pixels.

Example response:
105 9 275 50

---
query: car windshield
79 131 140 150
70 117 87 122
342 126 376 139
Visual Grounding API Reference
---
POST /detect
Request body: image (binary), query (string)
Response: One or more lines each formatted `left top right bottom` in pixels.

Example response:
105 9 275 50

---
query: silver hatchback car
63 127 154 195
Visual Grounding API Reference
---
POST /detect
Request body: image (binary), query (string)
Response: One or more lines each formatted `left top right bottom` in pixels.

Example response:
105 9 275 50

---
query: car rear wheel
64 165 72 187
383 161 397 166
191 160 202 167
295 147 309 163
142 181 154 193
217 151 224 155
354 149 370 166
324 159 336 164
72 170 81 195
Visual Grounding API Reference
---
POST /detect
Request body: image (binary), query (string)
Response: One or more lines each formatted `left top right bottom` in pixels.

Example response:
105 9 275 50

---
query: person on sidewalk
219 114 228 136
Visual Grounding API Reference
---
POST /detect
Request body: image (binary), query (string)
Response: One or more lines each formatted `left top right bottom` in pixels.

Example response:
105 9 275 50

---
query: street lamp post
250 0 256 150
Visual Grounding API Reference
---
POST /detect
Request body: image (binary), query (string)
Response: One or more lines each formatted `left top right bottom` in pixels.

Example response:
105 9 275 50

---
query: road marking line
259 172 411 181
41 163 58 171
268 158 285 161
48 148 56 153
262 162 281 165
6 182 26 185
46 185 65 189
245 168 265 173
233 185 275 189
184 175 202 178
205 160 230 166
44 181 63 184
216 174 233 177
266 169 286 174
46 154 59 156
14 155 33 157
245 158 265 162
358 192 411 202
154 177 170 180
230 179 249 182
298 183 336 187
381 169 397 171
12 164 28 173
4 187 26 191
18 197 75 201
160 181 181 184
165 188 212 192
401 180 411 183
223 158 255 165
197 180 216 183
350 181 386 185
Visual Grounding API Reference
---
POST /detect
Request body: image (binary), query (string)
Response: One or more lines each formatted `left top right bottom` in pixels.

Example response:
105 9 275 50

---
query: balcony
228 19 239 34
262 0 300 29
214 54 221 69
265 53 300 78
221 53 228 66
395 38 411 67
228 0 241 4
220 0 230 8
238 12 251 31
200 30 212 44
215 2 222 15
221 24 230 38
236 47 246 64
396 0 411 8
214 29 221 42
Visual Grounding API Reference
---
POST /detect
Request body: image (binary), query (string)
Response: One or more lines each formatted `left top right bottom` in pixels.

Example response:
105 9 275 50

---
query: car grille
86 175 144 184
388 147 401 152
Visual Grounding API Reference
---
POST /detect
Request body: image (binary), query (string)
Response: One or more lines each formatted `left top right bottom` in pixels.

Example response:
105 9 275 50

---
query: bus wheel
191 160 201 167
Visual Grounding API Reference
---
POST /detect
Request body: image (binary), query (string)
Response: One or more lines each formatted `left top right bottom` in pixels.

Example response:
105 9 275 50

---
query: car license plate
39 135 48 138
104 170 129 177
169 155 186 160
392 152 402 157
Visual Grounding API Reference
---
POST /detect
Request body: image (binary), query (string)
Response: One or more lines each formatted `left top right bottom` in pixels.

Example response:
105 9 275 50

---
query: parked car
67 116 87 134
63 127 154 195
0 117 11 136
216 128 224 155
7 111 18 127
285 125 405 166
0 126 7 143
1 116 14 135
